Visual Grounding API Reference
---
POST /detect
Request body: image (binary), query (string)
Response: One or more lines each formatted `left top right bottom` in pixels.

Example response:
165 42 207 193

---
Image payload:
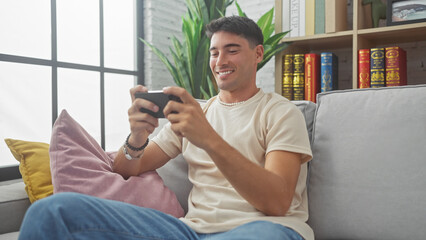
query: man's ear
255 45 264 63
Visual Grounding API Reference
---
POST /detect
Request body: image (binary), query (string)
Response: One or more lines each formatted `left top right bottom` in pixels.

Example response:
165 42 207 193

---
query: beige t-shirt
152 90 314 240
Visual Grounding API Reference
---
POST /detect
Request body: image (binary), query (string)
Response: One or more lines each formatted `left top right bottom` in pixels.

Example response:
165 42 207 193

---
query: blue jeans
19 192 303 240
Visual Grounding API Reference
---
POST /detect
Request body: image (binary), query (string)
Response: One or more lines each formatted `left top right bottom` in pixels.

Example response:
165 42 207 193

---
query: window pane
57 0 100 66
57 68 101 143
0 0 51 59
104 73 135 151
104 0 135 70
0 62 51 167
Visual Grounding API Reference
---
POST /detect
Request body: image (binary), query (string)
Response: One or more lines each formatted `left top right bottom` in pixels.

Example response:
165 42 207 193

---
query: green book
315 0 325 34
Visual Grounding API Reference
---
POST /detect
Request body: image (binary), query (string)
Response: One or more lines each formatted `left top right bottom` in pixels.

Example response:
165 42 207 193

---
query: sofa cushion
50 109 184 217
4 139 53 203
292 101 316 143
308 85 426 239
0 180 30 234
0 231 20 240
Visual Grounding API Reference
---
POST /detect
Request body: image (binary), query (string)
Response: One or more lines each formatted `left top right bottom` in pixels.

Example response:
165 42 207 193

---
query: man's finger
163 86 195 104
133 97 160 114
130 85 148 102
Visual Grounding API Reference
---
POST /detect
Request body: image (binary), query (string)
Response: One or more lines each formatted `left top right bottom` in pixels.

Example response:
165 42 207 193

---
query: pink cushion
49 109 184 217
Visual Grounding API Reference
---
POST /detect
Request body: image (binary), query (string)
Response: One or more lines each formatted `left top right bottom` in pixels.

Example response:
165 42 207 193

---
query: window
0 0 144 170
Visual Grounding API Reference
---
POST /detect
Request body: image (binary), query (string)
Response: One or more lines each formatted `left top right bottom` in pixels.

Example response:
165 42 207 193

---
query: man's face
209 31 263 93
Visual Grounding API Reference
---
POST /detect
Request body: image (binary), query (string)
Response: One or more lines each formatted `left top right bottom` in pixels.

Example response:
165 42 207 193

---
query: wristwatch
122 145 143 160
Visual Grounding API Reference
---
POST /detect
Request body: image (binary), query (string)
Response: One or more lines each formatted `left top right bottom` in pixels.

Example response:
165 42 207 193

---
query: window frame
0 0 145 180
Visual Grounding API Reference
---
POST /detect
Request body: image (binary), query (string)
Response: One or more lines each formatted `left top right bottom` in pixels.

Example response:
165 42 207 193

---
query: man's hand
163 86 219 150
113 85 171 178
127 85 161 146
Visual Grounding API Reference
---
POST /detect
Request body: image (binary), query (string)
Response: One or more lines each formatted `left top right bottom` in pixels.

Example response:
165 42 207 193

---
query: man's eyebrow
209 43 241 51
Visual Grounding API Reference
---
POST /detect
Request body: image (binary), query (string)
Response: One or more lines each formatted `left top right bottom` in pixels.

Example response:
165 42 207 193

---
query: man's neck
218 87 260 104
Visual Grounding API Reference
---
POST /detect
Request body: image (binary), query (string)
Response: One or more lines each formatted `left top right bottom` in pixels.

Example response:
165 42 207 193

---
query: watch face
123 146 134 160
123 145 142 160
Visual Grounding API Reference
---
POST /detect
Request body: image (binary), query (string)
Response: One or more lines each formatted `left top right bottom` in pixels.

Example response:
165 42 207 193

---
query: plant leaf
186 0 200 20
208 0 217 19
194 36 210 98
235 1 247 17
139 38 180 85
170 45 193 95
257 8 273 30
257 8 274 40
170 37 188 88
197 0 209 28
264 31 289 46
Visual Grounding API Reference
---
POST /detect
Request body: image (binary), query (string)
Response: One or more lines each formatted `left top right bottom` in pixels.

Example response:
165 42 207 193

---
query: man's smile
217 70 234 76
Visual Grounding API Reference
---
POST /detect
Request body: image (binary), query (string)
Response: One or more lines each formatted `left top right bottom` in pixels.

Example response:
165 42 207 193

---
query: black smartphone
134 91 182 118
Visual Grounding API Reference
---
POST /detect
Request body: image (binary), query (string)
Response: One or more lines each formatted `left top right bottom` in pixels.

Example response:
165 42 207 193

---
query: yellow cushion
4 139 53 203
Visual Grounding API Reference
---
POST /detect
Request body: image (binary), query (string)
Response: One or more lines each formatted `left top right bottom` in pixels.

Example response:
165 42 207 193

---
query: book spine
358 49 371 88
321 52 338 92
290 0 300 37
325 0 347 33
305 0 315 36
315 0 325 34
282 0 291 37
370 48 386 88
282 54 294 100
305 53 320 103
293 54 305 100
385 46 407 86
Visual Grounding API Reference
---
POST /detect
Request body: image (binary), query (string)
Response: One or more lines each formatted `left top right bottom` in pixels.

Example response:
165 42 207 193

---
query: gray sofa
1 84 426 240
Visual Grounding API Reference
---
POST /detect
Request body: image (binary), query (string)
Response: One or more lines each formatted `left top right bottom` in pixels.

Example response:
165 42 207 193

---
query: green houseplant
140 0 290 99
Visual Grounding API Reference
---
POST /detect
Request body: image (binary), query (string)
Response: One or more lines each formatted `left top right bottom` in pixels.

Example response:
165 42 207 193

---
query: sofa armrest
308 84 426 239
0 179 30 234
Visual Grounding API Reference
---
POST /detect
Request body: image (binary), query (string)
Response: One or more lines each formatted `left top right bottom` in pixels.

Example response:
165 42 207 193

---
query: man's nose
216 52 227 66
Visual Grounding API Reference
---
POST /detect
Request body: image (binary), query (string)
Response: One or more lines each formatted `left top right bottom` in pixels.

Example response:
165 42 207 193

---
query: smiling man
19 16 313 240
209 30 261 99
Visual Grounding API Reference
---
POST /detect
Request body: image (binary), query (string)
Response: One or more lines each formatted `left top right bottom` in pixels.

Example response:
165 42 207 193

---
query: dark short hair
206 16 263 47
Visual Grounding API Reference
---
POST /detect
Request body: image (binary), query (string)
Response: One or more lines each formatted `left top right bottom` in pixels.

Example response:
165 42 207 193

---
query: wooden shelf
274 0 426 93
357 22 426 44
280 30 354 50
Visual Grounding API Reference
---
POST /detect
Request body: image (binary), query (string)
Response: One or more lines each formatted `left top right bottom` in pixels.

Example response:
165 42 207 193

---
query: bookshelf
274 0 426 93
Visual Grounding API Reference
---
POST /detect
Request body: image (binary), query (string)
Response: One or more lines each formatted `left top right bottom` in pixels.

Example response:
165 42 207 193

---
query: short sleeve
265 102 312 163
151 122 183 159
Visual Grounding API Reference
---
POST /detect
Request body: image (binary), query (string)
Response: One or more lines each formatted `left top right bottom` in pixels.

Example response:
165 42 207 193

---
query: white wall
143 0 276 93
143 0 186 90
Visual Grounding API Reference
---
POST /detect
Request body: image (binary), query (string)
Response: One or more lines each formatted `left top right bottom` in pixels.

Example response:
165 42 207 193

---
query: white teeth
218 70 233 75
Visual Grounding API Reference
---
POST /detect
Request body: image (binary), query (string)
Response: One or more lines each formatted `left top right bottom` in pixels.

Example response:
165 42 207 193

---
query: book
290 0 300 37
321 52 338 92
282 54 294 100
282 0 291 38
325 0 347 33
293 54 305 100
315 0 325 34
370 48 386 88
385 46 407 86
358 49 371 88
305 0 315 36
305 53 320 102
